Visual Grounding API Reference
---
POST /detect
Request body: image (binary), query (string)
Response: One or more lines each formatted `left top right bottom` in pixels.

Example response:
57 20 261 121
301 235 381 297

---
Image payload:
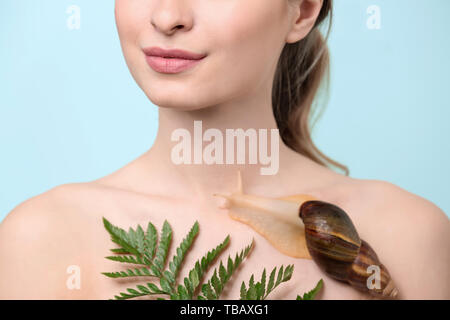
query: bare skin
0 149 449 300
1 0 449 299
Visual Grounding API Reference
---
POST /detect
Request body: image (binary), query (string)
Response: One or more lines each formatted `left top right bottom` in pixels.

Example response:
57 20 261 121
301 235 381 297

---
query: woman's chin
146 93 209 111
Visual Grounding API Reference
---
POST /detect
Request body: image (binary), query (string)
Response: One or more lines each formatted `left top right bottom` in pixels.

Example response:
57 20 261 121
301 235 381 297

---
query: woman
0 0 449 299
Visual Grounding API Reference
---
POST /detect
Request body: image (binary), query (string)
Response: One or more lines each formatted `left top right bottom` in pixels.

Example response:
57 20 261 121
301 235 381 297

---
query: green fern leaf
135 225 146 255
211 269 222 297
159 276 173 294
296 279 323 300
180 235 229 299
240 282 247 300
201 283 216 300
177 285 189 300
164 221 199 290
219 263 227 284
255 282 263 300
113 288 148 300
103 217 140 256
136 285 150 294
260 268 266 299
246 282 257 300
188 266 200 290
147 282 164 294
266 265 293 299
249 274 255 290
105 255 146 265
275 265 284 287
240 264 295 300
109 248 130 254
101 266 156 279
200 240 253 300
184 277 194 297
267 267 276 294
103 218 324 301
246 274 256 300
144 222 158 262
113 281 167 300
284 265 294 281
152 220 172 274
127 227 138 252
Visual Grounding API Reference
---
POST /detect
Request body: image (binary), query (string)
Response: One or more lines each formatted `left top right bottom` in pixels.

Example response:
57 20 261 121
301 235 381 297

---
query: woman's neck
138 90 333 204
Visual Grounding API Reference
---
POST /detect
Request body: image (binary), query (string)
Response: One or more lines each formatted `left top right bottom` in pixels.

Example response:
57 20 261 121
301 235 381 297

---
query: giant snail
214 171 398 299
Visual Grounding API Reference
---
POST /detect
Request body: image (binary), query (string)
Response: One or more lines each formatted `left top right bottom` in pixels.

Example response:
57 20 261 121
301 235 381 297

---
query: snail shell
214 171 399 299
300 201 399 299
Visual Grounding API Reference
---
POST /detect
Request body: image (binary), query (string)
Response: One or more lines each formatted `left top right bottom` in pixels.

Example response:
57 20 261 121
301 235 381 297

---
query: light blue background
1 0 449 222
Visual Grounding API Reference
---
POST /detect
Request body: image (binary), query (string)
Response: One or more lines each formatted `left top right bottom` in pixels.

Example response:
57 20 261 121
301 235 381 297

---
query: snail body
214 171 399 299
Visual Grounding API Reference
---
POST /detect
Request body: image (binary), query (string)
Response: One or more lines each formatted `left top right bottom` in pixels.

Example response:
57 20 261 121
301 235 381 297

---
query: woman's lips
145 55 204 74
143 47 206 74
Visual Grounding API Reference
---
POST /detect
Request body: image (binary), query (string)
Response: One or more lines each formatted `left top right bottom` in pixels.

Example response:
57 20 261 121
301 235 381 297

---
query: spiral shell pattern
299 200 399 299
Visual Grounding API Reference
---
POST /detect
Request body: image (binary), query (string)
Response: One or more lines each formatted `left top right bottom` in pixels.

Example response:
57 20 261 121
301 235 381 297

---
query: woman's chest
74 192 368 300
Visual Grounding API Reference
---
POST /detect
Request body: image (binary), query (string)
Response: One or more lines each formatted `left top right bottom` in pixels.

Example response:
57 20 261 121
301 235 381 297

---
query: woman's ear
286 0 324 44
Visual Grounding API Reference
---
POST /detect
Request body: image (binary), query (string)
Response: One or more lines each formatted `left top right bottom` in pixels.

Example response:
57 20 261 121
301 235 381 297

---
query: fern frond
109 248 130 254
259 268 266 298
105 255 146 265
132 225 146 255
102 218 324 301
175 235 230 300
113 282 167 300
113 290 148 300
144 221 158 261
163 221 199 291
240 264 294 300
296 279 323 300
102 217 140 256
151 220 172 276
126 227 138 252
101 266 156 278
198 240 254 300
240 282 247 300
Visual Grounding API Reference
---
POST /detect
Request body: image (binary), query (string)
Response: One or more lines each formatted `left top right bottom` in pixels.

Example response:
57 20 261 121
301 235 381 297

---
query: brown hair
272 0 349 175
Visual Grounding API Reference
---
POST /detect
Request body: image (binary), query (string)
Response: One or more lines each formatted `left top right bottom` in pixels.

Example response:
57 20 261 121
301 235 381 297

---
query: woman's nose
150 0 193 35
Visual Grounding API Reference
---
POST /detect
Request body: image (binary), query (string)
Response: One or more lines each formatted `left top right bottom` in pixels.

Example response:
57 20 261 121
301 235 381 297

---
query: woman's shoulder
337 176 448 250
0 183 82 235
341 177 447 222
0 180 161 246
338 177 450 299
0 185 72 297
0 182 123 299
1 182 106 229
